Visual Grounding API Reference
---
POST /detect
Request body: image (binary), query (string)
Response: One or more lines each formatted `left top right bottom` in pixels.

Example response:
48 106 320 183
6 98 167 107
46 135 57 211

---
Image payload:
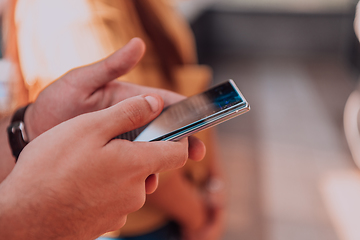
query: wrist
23 104 39 141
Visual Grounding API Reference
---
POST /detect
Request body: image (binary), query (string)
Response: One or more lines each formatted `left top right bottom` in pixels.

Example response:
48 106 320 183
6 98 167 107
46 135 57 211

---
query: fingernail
145 96 159 112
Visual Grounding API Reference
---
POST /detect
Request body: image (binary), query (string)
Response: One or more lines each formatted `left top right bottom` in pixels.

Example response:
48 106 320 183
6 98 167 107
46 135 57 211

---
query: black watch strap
7 104 31 162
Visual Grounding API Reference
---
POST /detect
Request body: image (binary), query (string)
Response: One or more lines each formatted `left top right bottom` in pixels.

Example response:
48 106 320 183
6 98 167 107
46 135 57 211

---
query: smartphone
117 80 250 142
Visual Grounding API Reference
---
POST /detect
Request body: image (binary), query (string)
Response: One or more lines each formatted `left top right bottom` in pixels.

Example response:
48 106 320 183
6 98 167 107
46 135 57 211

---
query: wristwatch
7 104 31 161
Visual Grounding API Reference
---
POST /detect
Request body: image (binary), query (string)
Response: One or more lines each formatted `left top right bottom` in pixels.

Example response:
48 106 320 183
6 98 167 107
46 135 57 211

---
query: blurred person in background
344 0 360 169
3 0 225 239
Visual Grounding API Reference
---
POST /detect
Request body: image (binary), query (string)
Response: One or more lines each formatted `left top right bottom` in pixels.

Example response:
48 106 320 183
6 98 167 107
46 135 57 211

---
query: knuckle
109 217 127 232
103 58 125 78
127 192 146 213
178 148 188 167
174 140 189 167
121 101 144 127
103 58 118 77
166 143 188 169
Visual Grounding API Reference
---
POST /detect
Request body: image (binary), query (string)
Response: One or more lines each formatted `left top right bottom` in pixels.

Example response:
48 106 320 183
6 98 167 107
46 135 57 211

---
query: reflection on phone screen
117 80 248 142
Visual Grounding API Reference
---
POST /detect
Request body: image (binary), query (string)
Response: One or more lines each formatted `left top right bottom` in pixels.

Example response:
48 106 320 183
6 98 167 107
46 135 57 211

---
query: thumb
64 38 145 92
92 94 164 141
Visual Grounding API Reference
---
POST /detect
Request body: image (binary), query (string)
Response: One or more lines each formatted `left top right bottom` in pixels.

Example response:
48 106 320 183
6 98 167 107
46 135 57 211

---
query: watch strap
11 104 30 123
7 104 31 161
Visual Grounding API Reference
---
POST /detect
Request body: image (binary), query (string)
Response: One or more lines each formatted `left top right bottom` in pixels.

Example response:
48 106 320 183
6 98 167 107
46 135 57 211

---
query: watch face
7 121 29 160
8 104 31 160
10 121 28 142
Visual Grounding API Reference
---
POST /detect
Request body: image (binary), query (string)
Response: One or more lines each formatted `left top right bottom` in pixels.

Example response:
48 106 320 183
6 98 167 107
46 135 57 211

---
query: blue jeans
96 221 181 240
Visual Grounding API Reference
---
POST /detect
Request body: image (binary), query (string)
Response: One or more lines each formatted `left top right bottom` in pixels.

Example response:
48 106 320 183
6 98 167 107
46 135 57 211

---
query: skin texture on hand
0 38 206 239
0 38 203 182
0 94 191 240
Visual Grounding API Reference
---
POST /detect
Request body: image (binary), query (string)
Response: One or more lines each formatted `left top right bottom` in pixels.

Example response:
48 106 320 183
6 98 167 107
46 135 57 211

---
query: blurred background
2 0 360 239
179 0 360 240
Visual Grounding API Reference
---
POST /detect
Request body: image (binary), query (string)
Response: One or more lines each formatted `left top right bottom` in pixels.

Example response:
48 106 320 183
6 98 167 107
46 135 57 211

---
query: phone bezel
145 79 250 142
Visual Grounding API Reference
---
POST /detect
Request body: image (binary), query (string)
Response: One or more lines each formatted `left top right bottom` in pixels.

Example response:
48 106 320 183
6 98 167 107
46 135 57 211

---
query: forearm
146 169 207 230
0 116 15 183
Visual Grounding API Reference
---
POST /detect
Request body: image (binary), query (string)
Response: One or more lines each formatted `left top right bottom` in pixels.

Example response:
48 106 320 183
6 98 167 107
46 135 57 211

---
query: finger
145 173 159 194
111 82 185 106
132 138 189 174
188 136 206 161
94 94 164 140
67 38 145 92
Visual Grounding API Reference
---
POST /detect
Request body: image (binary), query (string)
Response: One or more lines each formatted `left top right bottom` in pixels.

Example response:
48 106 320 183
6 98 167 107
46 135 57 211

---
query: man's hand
0 94 194 240
0 38 191 182
25 37 184 141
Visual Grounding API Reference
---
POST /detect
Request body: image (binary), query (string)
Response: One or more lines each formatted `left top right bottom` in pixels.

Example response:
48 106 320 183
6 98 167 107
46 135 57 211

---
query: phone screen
130 80 248 142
